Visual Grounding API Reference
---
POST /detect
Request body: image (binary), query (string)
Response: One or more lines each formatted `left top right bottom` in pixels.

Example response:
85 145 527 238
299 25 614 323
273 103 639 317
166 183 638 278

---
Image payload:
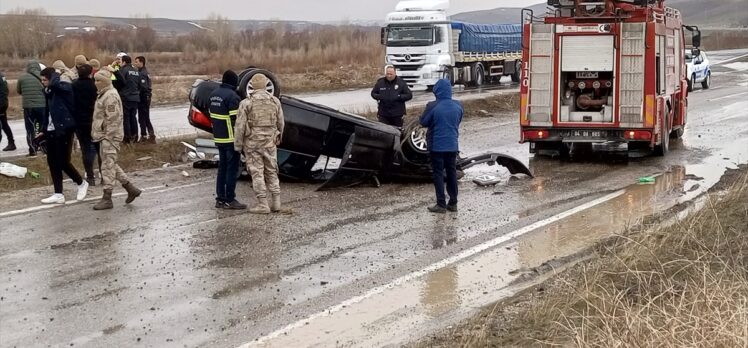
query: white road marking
0 181 209 218
713 53 748 65
708 91 748 102
240 189 625 347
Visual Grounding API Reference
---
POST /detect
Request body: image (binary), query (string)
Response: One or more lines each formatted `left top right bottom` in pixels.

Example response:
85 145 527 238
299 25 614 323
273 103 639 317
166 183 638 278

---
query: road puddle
246 149 748 348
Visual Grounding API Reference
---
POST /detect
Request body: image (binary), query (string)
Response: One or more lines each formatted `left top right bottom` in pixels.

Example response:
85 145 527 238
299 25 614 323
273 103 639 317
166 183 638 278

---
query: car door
694 53 706 82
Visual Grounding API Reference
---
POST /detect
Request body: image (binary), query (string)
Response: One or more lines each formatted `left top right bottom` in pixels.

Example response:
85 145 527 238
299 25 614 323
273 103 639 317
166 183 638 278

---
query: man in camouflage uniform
234 73 290 214
91 69 143 210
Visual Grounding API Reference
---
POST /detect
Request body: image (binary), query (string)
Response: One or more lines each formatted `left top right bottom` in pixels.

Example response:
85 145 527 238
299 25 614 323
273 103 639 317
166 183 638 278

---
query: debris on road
0 162 28 178
638 176 656 184
136 156 153 161
473 175 501 186
181 171 190 177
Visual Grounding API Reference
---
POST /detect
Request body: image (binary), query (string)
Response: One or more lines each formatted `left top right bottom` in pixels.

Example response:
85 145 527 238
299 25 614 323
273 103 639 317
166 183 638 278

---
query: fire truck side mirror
381 27 387 45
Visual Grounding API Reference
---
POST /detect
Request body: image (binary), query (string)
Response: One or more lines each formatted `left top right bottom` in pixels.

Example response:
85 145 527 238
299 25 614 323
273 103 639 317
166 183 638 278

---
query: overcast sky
0 0 545 21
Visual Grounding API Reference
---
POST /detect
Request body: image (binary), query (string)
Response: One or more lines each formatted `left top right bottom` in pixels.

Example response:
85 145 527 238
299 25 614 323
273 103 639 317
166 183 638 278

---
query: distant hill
452 0 748 27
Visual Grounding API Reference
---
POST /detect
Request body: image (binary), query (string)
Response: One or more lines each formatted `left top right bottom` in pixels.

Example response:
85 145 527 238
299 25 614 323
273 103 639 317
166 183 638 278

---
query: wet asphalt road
1 51 748 347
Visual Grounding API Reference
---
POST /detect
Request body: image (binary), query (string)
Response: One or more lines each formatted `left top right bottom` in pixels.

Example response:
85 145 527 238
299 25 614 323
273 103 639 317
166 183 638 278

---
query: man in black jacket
39 67 88 204
72 64 99 185
371 65 413 127
112 55 141 143
0 70 15 151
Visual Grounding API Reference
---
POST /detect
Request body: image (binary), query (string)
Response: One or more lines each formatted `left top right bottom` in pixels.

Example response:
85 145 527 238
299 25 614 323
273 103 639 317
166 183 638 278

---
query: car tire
701 71 710 89
687 74 695 92
401 119 430 164
238 69 281 99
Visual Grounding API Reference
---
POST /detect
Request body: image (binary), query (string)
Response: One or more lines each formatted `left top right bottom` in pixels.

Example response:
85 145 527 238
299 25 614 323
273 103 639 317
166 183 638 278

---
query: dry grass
0 135 194 192
412 168 748 348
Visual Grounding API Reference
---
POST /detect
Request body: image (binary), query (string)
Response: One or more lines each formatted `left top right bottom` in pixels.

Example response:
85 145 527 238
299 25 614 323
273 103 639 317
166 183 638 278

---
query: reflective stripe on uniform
211 112 235 143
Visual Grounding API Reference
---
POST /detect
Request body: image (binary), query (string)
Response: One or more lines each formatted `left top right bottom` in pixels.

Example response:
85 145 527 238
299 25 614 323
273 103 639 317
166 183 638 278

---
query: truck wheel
654 117 670 156
670 127 684 139
511 60 521 83
687 74 695 92
471 63 485 87
238 69 281 99
701 72 710 89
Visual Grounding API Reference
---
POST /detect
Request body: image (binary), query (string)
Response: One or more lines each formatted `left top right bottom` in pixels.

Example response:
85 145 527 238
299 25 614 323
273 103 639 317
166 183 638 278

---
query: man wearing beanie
52 60 78 83
91 69 143 210
208 70 246 210
74 55 88 68
89 59 101 75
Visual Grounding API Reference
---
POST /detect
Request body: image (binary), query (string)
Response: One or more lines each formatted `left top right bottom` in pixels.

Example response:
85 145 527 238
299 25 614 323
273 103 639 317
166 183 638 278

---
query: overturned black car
187 68 531 190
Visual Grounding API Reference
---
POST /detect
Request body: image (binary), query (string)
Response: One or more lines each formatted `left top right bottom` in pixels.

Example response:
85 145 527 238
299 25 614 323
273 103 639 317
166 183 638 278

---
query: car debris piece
638 176 656 184
473 175 501 186
136 156 152 161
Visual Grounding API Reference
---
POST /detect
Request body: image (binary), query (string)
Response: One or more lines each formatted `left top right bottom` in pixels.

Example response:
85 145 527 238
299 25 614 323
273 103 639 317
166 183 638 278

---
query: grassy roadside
0 136 195 192
411 166 748 348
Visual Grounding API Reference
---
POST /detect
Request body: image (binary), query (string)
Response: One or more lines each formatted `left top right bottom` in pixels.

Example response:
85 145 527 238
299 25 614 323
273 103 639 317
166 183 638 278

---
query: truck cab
383 0 452 88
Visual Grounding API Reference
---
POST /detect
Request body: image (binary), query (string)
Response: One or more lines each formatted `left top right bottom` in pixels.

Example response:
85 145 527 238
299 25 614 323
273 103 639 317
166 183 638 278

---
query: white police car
685 49 711 91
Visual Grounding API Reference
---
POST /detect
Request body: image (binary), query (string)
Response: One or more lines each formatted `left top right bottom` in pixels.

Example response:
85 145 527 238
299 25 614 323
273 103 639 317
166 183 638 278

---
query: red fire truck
518 0 701 157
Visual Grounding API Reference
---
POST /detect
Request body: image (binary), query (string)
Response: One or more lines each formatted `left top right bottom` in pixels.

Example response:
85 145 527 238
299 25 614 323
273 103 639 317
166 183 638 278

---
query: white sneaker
77 181 89 201
41 194 65 204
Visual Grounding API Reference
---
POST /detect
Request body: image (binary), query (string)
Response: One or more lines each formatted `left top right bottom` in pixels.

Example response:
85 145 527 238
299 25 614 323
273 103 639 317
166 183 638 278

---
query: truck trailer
382 0 522 89
519 0 701 157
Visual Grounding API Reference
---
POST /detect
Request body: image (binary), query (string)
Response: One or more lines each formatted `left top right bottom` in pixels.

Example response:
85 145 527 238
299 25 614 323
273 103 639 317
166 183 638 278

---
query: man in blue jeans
208 70 246 209
419 79 463 213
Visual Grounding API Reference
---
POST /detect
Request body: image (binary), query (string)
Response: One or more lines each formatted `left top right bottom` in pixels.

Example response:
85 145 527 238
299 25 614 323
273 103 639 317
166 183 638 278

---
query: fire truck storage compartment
559 35 615 123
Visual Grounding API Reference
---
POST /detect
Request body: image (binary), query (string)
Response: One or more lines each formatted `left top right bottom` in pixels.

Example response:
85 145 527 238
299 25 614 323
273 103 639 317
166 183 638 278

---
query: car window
685 51 693 62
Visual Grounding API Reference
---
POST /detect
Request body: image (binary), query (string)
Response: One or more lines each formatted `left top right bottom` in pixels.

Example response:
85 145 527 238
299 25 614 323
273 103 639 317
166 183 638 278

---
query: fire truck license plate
576 72 599 79
567 130 604 137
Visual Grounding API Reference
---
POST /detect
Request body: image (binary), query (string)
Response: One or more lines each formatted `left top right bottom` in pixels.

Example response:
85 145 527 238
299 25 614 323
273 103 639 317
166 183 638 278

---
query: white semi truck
382 0 523 89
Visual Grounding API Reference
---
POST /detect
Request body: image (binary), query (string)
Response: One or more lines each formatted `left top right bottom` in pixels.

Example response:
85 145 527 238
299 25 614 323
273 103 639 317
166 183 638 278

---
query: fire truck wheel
701 72 711 89
670 127 684 139
687 74 695 92
654 117 670 156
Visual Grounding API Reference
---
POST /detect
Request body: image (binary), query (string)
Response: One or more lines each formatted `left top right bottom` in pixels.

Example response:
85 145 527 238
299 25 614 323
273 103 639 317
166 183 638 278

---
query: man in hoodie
0 70 15 151
209 70 246 210
52 60 78 83
134 56 155 143
371 65 412 127
72 64 99 185
91 69 142 210
39 67 89 204
17 60 47 156
235 73 290 214
419 79 463 214
112 55 141 143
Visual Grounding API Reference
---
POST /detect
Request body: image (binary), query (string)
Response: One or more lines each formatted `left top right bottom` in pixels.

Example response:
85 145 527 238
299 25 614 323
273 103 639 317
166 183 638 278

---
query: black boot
2 141 16 151
93 189 114 210
122 182 142 204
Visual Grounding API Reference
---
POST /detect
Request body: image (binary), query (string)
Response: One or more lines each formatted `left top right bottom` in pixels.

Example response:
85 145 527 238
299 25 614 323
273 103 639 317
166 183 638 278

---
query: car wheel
701 72 710 89
238 69 281 99
687 74 695 92
400 119 430 164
